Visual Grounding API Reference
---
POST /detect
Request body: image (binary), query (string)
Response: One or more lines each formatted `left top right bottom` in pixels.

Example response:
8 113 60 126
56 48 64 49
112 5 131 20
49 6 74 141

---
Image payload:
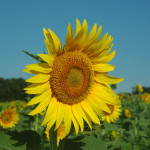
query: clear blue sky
0 0 150 93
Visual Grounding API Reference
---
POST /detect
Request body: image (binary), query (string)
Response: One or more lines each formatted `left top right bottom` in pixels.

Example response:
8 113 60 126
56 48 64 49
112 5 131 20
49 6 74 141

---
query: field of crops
0 88 150 150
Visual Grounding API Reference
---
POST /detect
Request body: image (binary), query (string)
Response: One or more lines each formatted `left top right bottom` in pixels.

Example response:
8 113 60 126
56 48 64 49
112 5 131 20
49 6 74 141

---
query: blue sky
0 0 150 93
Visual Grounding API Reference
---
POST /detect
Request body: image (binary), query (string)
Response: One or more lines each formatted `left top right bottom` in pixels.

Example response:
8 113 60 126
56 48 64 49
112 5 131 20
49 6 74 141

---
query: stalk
49 125 57 150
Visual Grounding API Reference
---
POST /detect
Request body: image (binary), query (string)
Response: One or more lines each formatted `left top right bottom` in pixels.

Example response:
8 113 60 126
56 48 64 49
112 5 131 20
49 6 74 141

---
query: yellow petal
64 105 72 134
24 82 50 94
27 89 51 106
99 35 112 51
91 36 113 59
38 54 54 67
81 100 100 125
86 97 105 117
43 28 55 54
76 103 92 130
72 104 84 132
48 28 61 52
44 40 55 55
29 97 50 116
81 19 88 39
94 25 102 41
75 19 81 36
93 64 115 72
65 23 74 44
22 68 39 74
55 102 65 130
41 97 58 126
46 110 57 131
81 25 102 51
94 74 124 84
92 83 116 105
25 63 51 73
26 74 50 83
95 50 115 63
87 24 97 40
69 107 79 134
88 93 110 113
98 43 114 58
84 32 108 54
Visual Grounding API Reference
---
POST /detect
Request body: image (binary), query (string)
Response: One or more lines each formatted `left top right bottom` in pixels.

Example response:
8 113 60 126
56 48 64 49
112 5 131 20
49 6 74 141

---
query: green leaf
64 136 85 150
80 135 109 150
22 50 45 63
0 130 25 150
103 122 123 132
64 135 110 150
0 130 41 150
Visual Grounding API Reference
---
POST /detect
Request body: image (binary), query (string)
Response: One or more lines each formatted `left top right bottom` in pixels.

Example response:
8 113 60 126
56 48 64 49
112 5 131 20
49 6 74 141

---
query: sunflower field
0 89 150 150
0 19 150 150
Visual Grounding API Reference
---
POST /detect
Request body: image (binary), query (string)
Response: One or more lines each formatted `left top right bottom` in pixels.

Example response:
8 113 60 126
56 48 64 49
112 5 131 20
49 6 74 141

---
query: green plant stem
49 125 57 150
41 130 45 150
58 135 68 150
35 114 38 132
130 130 134 138
134 120 138 138
133 117 138 138
59 136 68 150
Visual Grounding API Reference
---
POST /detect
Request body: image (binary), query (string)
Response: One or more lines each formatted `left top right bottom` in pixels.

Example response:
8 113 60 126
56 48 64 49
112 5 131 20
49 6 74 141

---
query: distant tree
0 78 29 102
111 84 118 90
132 85 150 94
143 87 150 93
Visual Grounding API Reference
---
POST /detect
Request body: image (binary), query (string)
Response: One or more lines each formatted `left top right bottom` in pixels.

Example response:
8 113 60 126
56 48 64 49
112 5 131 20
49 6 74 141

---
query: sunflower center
67 68 84 87
104 104 114 115
50 51 94 105
2 113 12 124
4 115 10 122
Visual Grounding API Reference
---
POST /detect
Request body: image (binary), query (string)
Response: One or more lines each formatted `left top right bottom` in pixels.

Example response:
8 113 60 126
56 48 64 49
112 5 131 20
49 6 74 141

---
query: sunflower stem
49 125 57 150
41 130 45 150
58 135 68 150
35 114 38 132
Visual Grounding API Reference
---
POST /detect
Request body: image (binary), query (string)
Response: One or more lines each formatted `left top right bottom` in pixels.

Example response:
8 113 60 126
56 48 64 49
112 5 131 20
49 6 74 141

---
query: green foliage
0 130 41 150
111 84 117 89
0 78 28 102
22 50 45 63
0 94 150 150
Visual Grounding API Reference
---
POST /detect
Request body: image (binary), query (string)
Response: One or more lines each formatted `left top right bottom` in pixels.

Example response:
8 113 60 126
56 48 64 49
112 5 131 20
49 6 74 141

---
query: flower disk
0 109 19 129
102 97 122 123
23 19 124 135
50 51 93 104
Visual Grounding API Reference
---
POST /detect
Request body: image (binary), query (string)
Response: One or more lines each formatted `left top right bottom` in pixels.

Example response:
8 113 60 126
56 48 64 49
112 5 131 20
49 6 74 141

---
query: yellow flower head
22 101 27 108
142 93 150 104
102 97 121 123
124 108 131 118
118 92 123 99
45 123 67 146
137 84 143 93
10 100 15 106
9 100 17 110
24 19 123 135
0 109 19 129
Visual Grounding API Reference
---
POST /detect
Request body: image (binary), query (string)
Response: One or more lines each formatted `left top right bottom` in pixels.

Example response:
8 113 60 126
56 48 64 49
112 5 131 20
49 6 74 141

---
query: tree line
0 78 29 102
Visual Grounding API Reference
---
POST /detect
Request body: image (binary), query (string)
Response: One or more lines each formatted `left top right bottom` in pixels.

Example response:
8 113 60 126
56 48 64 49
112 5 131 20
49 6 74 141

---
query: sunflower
102 97 121 123
24 19 123 135
142 93 150 104
137 84 143 93
118 92 123 99
45 123 67 146
124 108 131 118
9 100 17 110
0 109 19 129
